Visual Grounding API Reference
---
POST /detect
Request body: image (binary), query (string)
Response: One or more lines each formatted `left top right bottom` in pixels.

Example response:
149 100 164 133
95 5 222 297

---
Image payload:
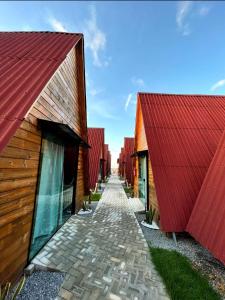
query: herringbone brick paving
32 176 169 300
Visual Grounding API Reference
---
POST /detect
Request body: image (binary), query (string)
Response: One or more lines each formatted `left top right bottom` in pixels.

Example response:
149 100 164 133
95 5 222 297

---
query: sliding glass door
138 155 147 208
29 132 78 260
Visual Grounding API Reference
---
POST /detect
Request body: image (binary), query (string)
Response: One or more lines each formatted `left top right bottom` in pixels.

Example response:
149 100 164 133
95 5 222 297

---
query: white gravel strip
16 271 65 300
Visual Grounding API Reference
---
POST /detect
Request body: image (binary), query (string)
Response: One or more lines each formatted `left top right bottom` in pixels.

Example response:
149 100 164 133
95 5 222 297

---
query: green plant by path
150 248 220 300
91 193 101 202
0 275 26 300
146 205 156 224
123 186 134 197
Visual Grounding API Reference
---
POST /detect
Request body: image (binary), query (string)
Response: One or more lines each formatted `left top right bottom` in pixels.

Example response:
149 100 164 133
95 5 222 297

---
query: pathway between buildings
32 176 169 300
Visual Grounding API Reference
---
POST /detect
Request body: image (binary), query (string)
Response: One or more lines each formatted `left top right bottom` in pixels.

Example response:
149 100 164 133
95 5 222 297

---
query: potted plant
141 205 159 230
78 197 92 215
146 206 156 225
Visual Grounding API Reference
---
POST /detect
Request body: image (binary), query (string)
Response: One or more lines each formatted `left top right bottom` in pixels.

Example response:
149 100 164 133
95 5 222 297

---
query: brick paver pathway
32 176 169 300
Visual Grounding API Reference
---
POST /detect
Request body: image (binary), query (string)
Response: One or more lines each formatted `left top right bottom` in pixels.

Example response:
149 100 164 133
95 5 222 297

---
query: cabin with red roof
107 150 111 177
0 32 88 283
103 144 111 178
104 144 112 178
187 130 225 265
124 138 135 185
118 147 125 178
118 138 134 185
87 128 105 190
134 92 225 236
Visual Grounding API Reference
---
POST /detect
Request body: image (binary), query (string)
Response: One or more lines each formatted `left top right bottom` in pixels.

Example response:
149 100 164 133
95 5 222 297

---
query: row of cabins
88 128 111 191
118 138 134 186
119 92 225 266
0 32 111 284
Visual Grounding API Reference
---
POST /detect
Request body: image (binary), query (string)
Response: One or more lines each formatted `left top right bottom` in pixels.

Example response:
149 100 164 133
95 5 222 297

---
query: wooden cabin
134 92 225 233
118 147 125 178
123 138 135 186
87 128 105 190
0 32 88 284
107 150 111 177
103 144 111 178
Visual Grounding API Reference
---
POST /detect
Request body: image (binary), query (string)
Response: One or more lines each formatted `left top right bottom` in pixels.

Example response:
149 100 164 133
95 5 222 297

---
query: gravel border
16 271 65 300
135 211 225 299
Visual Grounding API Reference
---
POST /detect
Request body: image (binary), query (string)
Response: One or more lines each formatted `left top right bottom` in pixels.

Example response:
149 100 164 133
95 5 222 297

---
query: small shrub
123 186 134 197
146 206 156 224
0 275 26 300
91 193 101 202
82 197 91 211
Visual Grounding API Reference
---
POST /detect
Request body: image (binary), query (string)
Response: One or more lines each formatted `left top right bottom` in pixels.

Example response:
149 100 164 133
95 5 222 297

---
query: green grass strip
150 247 220 300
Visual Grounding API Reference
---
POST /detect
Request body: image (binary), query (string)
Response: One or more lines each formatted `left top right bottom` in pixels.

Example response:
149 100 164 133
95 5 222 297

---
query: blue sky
1 1 225 167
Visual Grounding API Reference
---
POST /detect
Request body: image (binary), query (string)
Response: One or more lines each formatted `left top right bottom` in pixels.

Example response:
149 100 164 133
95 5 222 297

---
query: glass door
29 132 77 260
138 155 147 208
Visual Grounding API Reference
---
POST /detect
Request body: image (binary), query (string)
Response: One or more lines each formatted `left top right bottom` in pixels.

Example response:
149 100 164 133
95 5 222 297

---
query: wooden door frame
137 150 149 210
27 128 81 263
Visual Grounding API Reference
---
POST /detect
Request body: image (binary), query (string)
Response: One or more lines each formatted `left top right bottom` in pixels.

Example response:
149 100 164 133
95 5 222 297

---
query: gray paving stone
32 176 169 300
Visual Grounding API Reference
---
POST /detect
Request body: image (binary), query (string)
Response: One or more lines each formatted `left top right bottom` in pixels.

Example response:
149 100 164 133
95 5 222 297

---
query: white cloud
89 88 104 97
198 6 210 17
48 16 67 32
88 101 118 120
125 93 133 111
176 2 211 36
176 1 193 36
83 6 107 67
86 73 104 97
211 79 225 91
46 6 109 67
131 77 145 88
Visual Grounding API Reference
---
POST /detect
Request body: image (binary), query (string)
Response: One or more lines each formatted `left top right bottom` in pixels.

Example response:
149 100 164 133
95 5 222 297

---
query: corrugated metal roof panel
124 137 134 185
103 144 109 177
107 150 111 174
118 147 125 177
139 92 225 232
0 31 82 153
187 130 225 265
88 128 104 189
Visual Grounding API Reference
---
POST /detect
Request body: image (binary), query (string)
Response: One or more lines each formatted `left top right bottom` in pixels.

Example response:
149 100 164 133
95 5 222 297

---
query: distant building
118 138 134 185
87 128 105 190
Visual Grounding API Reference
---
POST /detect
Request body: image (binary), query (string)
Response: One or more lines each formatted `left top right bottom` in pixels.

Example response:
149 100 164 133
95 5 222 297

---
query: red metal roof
118 147 125 177
103 144 109 178
88 128 104 189
187 130 225 264
124 137 134 185
139 92 225 232
0 31 82 153
107 150 111 175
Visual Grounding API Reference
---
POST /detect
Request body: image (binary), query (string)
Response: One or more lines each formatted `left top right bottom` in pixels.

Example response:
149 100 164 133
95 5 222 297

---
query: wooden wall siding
75 39 88 141
134 101 159 218
0 40 87 284
75 147 85 210
0 119 41 284
134 157 139 198
134 102 148 196
135 101 148 152
27 46 83 136
148 158 159 222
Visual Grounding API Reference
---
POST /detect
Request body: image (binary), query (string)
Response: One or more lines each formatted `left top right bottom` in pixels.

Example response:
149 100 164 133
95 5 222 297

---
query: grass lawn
150 247 220 300
90 193 101 201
